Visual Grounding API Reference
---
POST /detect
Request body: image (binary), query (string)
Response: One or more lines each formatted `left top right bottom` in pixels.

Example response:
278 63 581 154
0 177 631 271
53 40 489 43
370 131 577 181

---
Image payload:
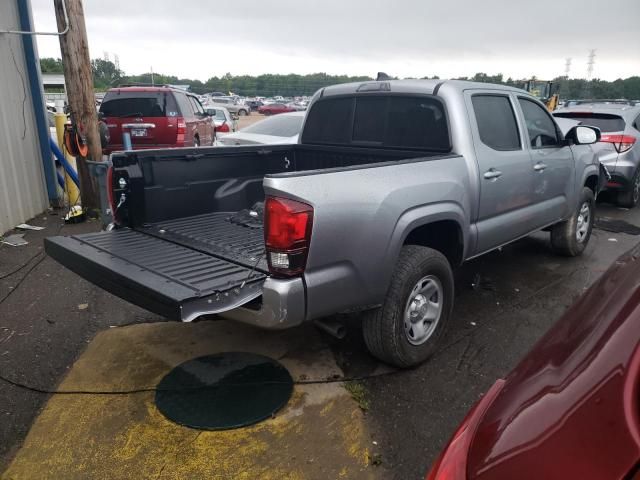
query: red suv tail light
600 134 636 153
216 122 230 133
176 117 186 146
425 379 505 480
264 196 313 277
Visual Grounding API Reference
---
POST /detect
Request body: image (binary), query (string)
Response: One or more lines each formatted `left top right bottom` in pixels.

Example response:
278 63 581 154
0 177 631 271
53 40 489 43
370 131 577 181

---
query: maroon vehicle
258 103 297 115
426 244 640 480
100 86 215 154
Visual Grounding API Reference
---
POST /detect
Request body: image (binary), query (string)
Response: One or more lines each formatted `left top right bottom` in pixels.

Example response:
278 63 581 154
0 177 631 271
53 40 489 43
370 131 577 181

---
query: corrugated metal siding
0 1 49 235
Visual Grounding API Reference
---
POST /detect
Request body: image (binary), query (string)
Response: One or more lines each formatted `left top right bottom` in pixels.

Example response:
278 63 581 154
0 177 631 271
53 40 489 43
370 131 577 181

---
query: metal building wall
0 1 49 235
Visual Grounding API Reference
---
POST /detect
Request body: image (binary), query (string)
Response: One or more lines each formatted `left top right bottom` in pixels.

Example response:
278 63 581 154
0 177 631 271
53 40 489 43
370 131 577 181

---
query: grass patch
344 381 370 411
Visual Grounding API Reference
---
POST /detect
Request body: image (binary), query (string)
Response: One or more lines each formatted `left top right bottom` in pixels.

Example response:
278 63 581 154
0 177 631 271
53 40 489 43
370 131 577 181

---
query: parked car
258 103 297 115
217 111 304 146
46 80 600 368
207 97 250 117
99 85 215 153
426 242 640 480
554 104 640 206
204 106 237 138
245 100 264 112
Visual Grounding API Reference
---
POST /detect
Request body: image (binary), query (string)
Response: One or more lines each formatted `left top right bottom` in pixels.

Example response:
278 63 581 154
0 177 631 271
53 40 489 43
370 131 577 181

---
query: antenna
564 57 572 77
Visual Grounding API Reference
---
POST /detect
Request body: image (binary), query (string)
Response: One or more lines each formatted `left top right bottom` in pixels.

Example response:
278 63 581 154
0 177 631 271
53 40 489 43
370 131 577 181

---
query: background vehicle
99 85 215 153
258 103 297 115
204 106 237 138
217 111 304 146
554 104 640 206
426 242 640 480
207 96 250 116
245 100 264 112
46 80 600 368
522 79 559 111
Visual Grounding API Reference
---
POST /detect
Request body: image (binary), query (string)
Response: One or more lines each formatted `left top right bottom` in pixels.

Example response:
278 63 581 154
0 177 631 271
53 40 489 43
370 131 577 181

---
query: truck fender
382 202 468 283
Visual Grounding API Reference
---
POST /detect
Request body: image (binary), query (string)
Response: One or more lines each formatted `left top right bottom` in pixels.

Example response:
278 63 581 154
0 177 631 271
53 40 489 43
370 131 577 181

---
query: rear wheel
238 109 248 116
616 169 640 208
550 187 594 256
362 245 454 368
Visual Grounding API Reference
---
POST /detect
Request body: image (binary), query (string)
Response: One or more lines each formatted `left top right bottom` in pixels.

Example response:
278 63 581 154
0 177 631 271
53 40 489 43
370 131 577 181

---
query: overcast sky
31 0 640 82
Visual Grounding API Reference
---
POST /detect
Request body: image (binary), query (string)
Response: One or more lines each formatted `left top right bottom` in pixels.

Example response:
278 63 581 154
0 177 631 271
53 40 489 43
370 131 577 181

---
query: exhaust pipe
314 319 346 339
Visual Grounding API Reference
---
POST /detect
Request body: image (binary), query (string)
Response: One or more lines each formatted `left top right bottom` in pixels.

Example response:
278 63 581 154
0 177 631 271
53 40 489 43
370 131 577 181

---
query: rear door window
100 91 177 118
553 112 626 133
174 92 194 118
188 96 204 115
471 95 521 151
302 95 450 151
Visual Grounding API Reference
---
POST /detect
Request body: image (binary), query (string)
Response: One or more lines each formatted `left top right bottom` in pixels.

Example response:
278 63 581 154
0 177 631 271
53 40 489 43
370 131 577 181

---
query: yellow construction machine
523 80 560 111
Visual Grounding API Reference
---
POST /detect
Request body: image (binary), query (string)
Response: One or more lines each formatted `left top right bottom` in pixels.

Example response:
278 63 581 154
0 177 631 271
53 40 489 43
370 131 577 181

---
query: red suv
100 86 215 154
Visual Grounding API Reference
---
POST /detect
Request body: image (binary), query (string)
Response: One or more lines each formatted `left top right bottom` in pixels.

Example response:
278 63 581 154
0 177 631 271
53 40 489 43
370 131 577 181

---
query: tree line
40 57 640 99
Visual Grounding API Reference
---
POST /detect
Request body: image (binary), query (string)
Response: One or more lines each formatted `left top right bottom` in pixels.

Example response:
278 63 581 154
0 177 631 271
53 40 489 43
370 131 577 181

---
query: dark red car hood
468 244 640 480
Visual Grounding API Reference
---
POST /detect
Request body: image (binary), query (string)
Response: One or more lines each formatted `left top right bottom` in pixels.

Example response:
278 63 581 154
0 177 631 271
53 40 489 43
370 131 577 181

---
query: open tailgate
44 229 266 322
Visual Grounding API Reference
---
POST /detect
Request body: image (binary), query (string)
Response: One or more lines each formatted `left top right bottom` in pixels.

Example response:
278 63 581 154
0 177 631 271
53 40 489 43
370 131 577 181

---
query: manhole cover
155 352 293 430
595 217 640 235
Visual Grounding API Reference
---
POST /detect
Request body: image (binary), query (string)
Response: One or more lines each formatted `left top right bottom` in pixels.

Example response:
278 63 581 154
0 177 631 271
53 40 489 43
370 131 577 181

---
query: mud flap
598 163 612 195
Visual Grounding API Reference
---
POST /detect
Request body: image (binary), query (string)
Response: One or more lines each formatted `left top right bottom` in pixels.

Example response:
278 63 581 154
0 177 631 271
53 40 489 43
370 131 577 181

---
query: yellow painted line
3 323 382 480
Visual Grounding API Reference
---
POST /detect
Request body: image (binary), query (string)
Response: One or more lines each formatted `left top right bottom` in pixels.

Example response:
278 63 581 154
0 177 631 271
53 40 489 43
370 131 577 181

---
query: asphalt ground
1 197 639 479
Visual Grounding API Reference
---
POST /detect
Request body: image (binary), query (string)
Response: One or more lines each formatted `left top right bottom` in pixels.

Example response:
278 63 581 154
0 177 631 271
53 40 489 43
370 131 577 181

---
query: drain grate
155 352 293 430
594 217 640 236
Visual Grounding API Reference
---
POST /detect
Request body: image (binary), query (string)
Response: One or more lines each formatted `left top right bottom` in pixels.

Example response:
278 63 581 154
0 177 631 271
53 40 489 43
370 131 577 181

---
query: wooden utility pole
54 0 101 210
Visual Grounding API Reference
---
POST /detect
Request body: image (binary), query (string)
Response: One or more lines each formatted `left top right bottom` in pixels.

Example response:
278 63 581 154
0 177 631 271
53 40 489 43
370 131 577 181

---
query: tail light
425 379 505 480
600 134 636 153
176 117 186 146
264 196 313 277
216 122 230 133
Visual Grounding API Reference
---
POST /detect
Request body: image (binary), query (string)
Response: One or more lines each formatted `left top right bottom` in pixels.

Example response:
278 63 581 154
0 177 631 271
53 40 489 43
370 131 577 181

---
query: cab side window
518 98 560 148
471 95 521 151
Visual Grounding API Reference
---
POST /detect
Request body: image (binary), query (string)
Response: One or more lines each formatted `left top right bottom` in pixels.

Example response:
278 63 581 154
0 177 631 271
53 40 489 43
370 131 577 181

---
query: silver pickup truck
45 80 602 367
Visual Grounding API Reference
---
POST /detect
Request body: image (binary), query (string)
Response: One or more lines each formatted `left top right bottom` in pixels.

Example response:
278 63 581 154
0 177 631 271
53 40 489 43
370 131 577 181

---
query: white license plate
130 128 147 137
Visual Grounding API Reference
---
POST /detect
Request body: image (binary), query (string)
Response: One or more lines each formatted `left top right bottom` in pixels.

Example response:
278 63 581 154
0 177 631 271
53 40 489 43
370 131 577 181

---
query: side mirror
566 125 600 145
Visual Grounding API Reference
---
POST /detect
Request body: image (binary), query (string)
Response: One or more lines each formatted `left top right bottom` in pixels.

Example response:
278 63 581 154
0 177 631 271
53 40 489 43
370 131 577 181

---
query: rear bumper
218 277 306 330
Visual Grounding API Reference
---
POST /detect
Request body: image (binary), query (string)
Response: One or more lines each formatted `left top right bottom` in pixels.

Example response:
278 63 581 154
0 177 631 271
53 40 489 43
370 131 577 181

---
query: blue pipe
57 171 65 189
49 138 79 187
17 0 59 202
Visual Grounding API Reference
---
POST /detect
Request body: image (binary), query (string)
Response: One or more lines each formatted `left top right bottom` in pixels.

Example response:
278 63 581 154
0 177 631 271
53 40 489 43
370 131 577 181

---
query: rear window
100 91 178 118
302 96 450 151
553 112 626 132
243 114 303 137
206 108 227 121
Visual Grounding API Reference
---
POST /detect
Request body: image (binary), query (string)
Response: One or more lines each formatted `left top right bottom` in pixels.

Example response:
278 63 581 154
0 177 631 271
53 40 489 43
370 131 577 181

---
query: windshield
242 114 303 137
100 91 178 118
553 112 626 132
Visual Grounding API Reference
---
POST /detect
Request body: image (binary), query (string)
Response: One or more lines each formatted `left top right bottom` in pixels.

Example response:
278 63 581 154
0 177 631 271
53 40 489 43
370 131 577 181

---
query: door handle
483 168 503 180
534 162 547 172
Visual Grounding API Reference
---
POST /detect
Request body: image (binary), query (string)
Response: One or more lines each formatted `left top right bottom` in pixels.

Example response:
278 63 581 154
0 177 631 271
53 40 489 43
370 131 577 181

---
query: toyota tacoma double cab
46 80 602 367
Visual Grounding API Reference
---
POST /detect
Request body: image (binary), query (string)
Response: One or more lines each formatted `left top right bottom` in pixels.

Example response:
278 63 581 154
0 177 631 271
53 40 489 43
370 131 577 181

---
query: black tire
550 187 594 256
616 169 640 208
193 136 200 148
362 245 454 368
238 109 248 117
